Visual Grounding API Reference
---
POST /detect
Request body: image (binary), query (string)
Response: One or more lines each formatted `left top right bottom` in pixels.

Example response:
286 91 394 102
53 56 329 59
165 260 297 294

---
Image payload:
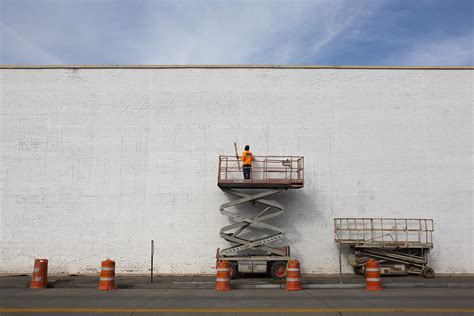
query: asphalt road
1 288 473 315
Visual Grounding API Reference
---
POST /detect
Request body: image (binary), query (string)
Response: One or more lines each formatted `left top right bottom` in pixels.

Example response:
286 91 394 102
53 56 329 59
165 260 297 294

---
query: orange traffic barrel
365 259 383 291
31 259 48 289
215 260 231 291
99 259 116 290
286 259 303 291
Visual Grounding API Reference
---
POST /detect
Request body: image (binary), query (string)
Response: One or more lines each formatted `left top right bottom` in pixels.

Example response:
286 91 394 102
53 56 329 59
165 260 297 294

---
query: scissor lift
217 155 304 279
334 218 435 278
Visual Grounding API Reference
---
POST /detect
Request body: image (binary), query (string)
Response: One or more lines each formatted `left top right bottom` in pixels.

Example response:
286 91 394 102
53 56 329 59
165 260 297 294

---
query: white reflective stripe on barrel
366 278 380 282
216 278 229 282
100 277 115 281
365 268 380 272
287 268 300 271
217 268 230 272
101 267 114 271
286 278 301 281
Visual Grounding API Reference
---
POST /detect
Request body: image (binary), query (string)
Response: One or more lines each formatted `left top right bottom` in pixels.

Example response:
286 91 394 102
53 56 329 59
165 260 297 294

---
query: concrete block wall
0 66 472 274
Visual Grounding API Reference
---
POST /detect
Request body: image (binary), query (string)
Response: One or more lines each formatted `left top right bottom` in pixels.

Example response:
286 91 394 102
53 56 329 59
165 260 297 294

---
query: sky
0 0 472 65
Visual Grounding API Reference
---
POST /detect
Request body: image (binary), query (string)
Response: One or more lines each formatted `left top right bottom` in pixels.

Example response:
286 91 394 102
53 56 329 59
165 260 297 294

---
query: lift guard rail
218 155 304 181
334 218 434 249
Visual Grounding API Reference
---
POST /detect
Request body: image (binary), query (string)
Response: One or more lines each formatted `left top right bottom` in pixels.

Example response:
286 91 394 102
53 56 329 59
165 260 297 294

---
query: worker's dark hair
245 145 250 151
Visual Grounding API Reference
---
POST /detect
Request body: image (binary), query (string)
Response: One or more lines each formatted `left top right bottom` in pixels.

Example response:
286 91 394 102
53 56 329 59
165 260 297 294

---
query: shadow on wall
219 188 325 260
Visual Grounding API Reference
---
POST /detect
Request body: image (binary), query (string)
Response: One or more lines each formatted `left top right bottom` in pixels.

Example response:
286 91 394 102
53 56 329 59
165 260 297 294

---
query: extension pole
234 142 241 171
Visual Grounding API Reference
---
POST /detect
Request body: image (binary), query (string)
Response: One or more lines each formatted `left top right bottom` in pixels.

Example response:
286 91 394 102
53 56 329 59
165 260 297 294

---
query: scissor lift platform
218 155 304 190
218 179 304 189
216 155 303 279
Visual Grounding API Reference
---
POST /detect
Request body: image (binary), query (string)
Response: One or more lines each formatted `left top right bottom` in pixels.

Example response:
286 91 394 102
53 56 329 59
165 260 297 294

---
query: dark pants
243 164 252 179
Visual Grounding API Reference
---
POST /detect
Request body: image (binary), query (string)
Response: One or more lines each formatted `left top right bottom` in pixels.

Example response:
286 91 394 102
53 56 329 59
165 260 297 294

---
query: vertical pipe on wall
151 240 154 283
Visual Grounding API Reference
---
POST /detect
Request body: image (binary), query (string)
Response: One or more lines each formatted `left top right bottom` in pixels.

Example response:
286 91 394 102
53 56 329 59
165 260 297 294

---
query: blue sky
0 0 472 65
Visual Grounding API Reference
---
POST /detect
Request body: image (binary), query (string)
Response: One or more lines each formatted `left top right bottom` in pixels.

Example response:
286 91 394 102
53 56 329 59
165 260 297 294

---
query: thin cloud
136 0 379 64
0 0 472 65
393 33 473 66
0 21 62 64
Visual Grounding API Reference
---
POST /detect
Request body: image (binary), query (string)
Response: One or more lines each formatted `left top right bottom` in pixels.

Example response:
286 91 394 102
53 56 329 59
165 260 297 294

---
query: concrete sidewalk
2 274 474 289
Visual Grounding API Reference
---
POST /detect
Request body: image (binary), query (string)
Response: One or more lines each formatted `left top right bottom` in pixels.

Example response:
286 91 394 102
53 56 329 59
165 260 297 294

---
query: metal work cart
334 218 435 278
217 155 304 279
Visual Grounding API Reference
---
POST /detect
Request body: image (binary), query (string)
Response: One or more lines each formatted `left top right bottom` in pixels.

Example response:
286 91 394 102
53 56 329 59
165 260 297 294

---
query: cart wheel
229 262 238 279
422 267 435 278
353 266 364 276
270 261 287 280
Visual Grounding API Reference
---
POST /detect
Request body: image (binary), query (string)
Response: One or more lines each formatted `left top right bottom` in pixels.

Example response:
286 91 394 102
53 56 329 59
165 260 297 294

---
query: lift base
350 247 435 278
216 246 291 280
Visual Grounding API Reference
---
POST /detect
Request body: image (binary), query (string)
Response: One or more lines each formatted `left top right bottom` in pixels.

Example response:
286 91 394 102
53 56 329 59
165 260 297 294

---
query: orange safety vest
241 150 254 165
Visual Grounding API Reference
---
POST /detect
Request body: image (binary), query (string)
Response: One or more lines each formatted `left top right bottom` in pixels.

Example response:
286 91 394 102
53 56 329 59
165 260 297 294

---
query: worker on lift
241 145 254 180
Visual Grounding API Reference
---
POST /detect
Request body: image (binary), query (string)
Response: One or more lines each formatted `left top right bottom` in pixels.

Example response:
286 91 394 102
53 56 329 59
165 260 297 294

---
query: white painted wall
0 67 472 274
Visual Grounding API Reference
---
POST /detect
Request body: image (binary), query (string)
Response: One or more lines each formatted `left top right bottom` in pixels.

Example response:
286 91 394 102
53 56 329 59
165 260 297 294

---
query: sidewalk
2 274 474 289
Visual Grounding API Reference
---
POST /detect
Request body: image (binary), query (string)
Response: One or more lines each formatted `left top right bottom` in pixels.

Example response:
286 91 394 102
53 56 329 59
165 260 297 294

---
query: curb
304 284 365 289
2 283 474 290
382 283 474 289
